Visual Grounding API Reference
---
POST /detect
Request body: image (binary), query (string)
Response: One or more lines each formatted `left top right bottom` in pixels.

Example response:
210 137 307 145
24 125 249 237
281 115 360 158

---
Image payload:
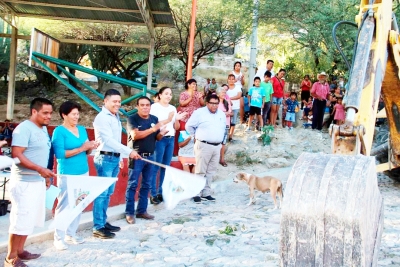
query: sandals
219 161 228 167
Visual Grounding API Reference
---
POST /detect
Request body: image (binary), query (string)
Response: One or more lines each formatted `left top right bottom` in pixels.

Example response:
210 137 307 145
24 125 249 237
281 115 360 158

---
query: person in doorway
5 98 56 267
92 89 140 239
125 96 169 224
186 94 226 204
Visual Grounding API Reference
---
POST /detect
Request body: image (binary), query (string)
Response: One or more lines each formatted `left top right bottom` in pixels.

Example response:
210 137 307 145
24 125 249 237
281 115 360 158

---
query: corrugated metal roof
3 0 175 26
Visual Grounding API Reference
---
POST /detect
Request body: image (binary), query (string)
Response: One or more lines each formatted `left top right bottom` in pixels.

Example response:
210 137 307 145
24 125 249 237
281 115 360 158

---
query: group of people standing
300 72 346 131
3 78 233 266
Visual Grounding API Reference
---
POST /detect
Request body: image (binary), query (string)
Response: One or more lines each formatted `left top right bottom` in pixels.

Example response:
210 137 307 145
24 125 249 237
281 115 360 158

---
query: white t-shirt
255 68 275 80
231 71 243 88
226 86 242 110
150 103 177 137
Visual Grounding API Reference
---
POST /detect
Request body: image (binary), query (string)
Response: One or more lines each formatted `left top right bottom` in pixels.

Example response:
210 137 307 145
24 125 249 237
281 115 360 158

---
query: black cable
332 11 369 72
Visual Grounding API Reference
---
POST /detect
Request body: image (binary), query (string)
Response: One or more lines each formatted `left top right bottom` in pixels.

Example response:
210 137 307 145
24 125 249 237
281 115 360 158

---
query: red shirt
301 80 312 91
271 77 285 98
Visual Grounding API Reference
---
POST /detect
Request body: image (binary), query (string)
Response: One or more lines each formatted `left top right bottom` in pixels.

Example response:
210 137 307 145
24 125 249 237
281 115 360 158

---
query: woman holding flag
52 101 99 250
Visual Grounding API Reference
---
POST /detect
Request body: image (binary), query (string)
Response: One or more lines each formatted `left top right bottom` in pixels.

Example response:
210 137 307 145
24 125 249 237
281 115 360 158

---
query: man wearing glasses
185 94 226 204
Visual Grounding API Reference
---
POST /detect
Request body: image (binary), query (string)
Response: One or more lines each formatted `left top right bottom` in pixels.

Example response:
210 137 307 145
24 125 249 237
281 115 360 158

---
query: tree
170 0 249 78
257 0 359 77
80 24 176 94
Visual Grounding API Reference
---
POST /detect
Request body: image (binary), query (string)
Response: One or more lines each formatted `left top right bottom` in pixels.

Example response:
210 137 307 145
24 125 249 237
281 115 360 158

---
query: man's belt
139 152 153 157
198 140 221 146
99 151 120 157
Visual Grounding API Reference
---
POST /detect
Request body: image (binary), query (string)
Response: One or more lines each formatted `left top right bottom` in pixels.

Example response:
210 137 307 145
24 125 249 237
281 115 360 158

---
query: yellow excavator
280 0 398 265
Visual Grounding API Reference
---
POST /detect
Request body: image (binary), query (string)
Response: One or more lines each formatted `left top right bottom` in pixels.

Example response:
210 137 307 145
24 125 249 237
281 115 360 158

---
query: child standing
303 110 313 128
281 92 290 128
285 92 299 130
302 96 313 120
332 98 345 125
260 71 274 126
246 77 265 131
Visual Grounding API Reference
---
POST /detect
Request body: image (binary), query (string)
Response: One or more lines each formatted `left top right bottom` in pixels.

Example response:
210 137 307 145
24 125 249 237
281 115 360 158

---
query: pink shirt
310 82 330 100
218 99 232 126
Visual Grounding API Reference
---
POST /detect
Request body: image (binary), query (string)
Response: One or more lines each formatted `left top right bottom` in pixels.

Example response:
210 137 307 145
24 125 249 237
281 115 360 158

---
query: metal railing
31 52 156 133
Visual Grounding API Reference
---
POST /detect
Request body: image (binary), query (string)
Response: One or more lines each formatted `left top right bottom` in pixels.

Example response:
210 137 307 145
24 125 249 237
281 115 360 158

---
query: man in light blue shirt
186 94 226 203
92 89 140 239
6 98 56 266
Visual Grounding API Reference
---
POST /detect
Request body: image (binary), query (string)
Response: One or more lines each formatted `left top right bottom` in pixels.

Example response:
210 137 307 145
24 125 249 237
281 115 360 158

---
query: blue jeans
125 155 154 215
92 154 120 230
150 137 174 197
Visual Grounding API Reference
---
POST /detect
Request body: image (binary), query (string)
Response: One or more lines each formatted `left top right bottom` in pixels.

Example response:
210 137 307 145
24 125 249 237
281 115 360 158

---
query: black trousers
312 99 326 130
300 91 310 109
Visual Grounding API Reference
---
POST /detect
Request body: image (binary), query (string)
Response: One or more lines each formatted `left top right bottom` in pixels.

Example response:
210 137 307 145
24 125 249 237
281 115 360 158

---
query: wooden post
186 0 197 79
146 37 155 93
6 23 17 120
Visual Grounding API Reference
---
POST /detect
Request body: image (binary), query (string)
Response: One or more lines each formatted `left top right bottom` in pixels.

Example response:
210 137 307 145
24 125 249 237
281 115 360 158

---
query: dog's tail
278 183 284 198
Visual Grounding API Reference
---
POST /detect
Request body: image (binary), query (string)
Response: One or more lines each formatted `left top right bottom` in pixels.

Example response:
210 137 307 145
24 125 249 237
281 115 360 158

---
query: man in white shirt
186 94 226 203
255 59 275 80
92 89 140 239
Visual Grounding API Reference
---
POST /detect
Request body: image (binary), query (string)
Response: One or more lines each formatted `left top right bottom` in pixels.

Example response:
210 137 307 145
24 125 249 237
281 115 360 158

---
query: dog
233 172 283 209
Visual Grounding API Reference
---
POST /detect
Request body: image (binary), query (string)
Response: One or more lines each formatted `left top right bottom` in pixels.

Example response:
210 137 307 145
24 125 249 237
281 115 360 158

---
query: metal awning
1 0 176 119
0 0 175 29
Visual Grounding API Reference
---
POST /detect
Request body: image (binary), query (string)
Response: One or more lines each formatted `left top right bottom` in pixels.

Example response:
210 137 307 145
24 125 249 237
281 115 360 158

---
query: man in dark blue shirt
125 96 169 224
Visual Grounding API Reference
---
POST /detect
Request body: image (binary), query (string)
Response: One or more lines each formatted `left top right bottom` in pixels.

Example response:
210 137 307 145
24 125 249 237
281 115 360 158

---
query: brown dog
233 172 283 209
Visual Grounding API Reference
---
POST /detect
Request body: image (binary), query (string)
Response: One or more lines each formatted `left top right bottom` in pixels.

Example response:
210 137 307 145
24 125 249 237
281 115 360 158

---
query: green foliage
253 0 359 79
207 54 215 66
170 0 249 76
235 150 256 166
163 58 186 82
259 125 274 146
219 224 237 236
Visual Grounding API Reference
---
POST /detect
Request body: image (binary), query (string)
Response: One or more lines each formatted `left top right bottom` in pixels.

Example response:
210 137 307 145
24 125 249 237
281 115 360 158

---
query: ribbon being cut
48 175 117 231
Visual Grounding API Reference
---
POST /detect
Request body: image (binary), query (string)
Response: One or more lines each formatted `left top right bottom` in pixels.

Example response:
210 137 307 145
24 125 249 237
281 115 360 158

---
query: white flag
0 156 20 169
48 175 117 231
162 166 206 210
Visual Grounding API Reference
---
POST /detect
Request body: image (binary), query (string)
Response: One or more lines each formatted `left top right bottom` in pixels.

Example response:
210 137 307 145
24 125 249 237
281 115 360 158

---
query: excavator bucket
280 153 383 266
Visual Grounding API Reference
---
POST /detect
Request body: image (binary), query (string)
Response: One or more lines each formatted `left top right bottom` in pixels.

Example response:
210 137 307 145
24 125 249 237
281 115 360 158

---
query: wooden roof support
0 33 150 49
2 0 141 13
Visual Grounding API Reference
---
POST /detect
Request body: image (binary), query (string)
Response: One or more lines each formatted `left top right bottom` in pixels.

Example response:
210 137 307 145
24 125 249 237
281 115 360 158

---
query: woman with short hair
52 100 98 250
